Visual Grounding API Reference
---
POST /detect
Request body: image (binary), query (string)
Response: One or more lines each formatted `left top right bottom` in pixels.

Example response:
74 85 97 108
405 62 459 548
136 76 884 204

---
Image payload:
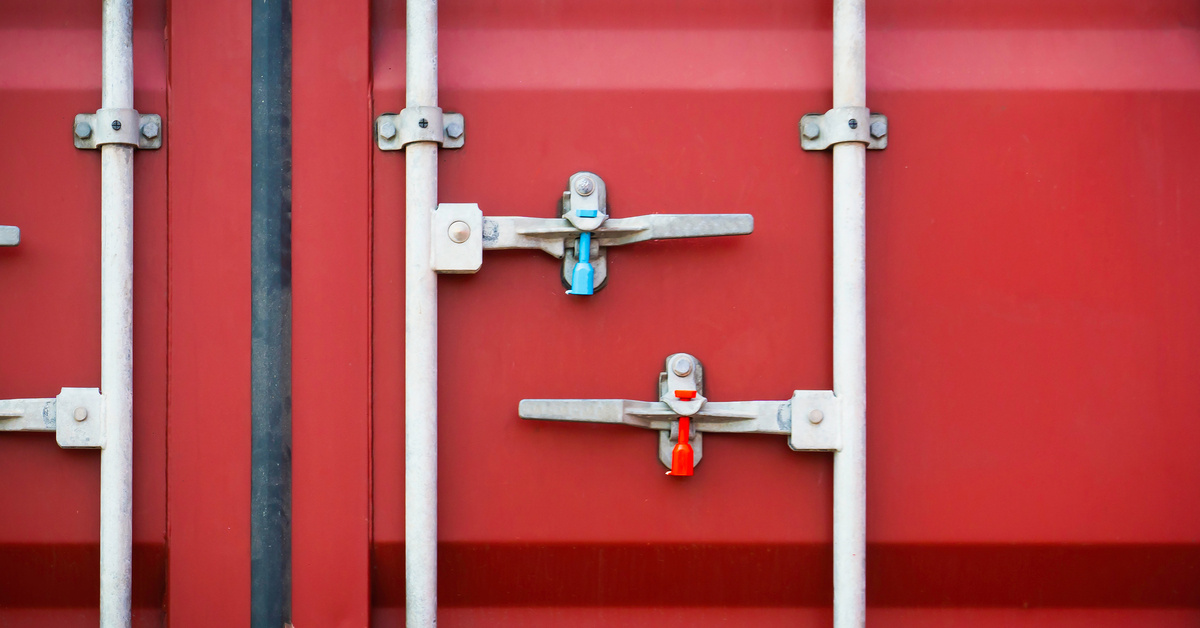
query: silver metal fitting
0 225 18 247
74 109 163 150
375 107 465 151
799 107 887 151
671 355 694 377
574 176 595 196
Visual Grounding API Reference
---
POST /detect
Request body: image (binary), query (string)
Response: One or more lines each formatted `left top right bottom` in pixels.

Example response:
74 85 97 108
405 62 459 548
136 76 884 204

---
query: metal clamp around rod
375 107 465 150
430 172 753 294
518 353 840 474
799 106 887 151
73 109 162 150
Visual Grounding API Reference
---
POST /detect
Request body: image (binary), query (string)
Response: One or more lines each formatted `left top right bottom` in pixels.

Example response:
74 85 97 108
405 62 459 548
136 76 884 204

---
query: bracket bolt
807 409 824 424
802 122 820 139
73 407 88 422
379 120 397 140
847 119 858 130
141 121 160 139
111 120 122 131
574 176 595 197
670 355 694 377
447 220 471 243
446 120 464 139
418 118 429 129
74 121 93 139
870 119 887 138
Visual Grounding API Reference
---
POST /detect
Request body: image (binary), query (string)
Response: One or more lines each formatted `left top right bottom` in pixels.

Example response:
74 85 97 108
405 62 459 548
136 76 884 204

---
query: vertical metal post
99 0 135 625
832 0 868 625
250 0 293 624
406 0 440 625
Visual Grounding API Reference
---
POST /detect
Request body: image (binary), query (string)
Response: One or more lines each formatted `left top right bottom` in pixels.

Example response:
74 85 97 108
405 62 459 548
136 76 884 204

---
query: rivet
670 355 694 377
808 409 824 424
73 407 88 422
447 220 471 244
574 176 595 197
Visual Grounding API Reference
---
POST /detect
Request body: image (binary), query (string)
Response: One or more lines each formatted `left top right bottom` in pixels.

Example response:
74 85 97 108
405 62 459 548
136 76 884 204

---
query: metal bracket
436 172 753 294
518 353 840 473
0 388 105 449
0 225 18 246
799 107 887 151
376 107 465 150
73 109 162 150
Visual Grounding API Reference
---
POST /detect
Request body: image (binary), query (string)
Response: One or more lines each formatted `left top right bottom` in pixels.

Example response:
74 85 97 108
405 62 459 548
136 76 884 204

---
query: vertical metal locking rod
832 0 868 625
406 0 439 624
100 0 135 625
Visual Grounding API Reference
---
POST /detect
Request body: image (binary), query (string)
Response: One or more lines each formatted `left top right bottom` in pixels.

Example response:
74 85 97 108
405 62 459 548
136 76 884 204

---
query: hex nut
574 177 595 197
671 355 694 377
73 406 88 422
379 120 397 140
807 409 824 424
446 120 464 139
141 121 160 139
75 121 93 139
802 122 820 139
447 220 471 244
870 119 887 138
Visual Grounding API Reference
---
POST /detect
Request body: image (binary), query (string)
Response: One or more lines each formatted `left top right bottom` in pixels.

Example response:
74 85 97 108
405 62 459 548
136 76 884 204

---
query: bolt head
74 121 93 139
870 119 887 138
574 177 595 196
447 220 471 244
670 355 694 377
807 409 824 424
111 120 122 131
73 407 88 422
446 120 464 139
379 120 397 140
847 118 858 130
802 122 820 139
141 121 160 139
418 118 429 129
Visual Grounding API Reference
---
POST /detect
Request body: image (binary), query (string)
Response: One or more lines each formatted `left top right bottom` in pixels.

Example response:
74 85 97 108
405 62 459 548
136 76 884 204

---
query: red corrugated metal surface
0 1 168 626
365 0 1200 625
1 1 1199 626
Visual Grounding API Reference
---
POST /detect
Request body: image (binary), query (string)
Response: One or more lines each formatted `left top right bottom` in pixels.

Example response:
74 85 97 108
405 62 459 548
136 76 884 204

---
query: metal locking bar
519 353 840 474
430 172 754 294
0 388 106 448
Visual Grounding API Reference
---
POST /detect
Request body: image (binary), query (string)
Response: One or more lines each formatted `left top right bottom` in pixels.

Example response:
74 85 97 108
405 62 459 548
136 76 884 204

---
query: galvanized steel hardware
518 353 841 474
0 225 18 246
799 107 887 151
375 107 465 150
73 109 163 150
0 388 105 448
432 172 754 294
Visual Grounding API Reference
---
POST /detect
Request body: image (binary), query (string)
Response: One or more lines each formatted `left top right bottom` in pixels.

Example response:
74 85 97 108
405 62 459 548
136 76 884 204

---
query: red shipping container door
300 0 1200 626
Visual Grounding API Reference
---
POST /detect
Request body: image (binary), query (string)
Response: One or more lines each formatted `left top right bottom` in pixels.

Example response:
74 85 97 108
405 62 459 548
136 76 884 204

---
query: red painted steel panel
360 0 1200 624
165 0 253 625
291 0 373 624
0 0 168 625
